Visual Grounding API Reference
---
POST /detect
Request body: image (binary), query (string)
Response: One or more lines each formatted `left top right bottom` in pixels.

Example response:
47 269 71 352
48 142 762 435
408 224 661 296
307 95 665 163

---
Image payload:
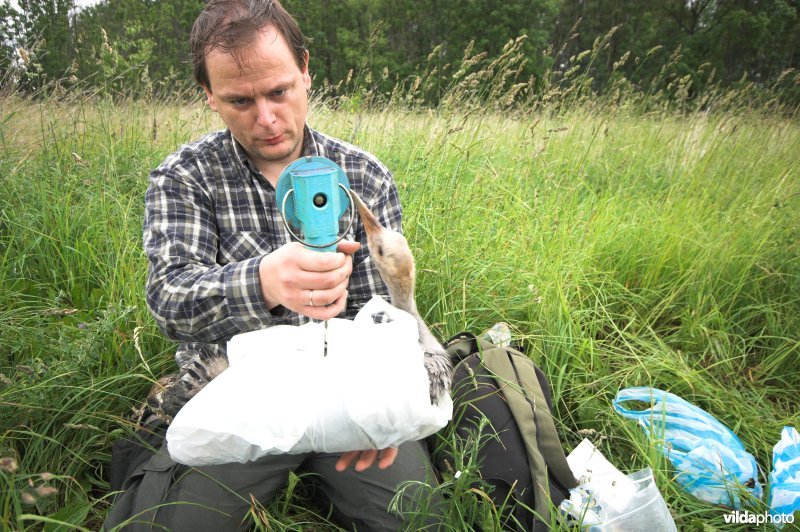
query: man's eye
231 98 249 107
272 89 286 97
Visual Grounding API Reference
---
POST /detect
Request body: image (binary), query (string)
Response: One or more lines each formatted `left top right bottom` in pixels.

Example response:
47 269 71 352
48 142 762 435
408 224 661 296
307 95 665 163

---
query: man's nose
255 100 276 127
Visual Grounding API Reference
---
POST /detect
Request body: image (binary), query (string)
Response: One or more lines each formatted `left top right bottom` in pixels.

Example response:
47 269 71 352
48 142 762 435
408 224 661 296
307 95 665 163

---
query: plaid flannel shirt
143 125 402 370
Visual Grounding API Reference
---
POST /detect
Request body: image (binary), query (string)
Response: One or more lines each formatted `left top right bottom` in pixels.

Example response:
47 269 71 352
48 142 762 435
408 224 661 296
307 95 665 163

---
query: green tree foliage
71 0 203 97
0 2 16 84
284 0 559 97
283 0 388 87
553 0 800 97
0 0 798 103
0 0 75 93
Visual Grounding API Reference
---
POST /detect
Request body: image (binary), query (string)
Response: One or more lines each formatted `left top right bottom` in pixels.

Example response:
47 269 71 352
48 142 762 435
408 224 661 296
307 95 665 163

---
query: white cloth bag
166 296 453 466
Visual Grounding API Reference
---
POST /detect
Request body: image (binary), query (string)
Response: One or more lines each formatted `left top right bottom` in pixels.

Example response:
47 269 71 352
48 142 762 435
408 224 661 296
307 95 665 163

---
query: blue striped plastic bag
613 387 762 508
770 426 800 528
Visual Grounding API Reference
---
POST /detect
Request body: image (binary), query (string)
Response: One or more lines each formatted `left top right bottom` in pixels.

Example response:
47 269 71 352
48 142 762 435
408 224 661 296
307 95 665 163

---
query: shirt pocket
218 231 275 264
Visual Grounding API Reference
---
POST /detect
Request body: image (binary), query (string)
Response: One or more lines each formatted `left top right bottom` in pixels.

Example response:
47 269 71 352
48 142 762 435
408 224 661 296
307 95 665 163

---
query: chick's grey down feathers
151 345 229 421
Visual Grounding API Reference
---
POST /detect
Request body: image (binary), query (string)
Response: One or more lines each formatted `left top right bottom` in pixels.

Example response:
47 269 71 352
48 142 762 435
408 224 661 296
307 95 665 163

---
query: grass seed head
0 457 18 473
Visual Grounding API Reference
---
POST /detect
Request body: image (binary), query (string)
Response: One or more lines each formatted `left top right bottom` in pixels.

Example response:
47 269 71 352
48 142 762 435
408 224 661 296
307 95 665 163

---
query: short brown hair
190 0 307 89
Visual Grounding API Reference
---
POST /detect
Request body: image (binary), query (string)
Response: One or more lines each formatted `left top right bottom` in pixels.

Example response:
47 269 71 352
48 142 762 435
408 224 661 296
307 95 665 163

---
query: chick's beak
350 189 383 237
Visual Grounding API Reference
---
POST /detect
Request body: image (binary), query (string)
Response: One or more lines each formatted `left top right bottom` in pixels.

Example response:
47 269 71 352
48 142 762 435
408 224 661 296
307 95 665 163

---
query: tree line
1 0 798 105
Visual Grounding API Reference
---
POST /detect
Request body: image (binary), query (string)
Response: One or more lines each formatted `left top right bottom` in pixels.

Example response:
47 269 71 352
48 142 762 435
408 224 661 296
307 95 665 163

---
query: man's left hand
335 448 398 472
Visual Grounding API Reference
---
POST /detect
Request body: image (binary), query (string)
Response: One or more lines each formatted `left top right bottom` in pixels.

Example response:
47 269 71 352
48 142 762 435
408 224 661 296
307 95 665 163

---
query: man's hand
335 448 398 472
259 240 361 320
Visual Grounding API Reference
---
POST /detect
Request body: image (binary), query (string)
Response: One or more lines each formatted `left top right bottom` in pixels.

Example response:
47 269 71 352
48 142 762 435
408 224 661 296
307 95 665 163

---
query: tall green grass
1 59 799 529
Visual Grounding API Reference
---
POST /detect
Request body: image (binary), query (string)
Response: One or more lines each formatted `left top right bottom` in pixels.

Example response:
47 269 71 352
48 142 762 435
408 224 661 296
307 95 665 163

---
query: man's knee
105 445 305 531
307 440 442 531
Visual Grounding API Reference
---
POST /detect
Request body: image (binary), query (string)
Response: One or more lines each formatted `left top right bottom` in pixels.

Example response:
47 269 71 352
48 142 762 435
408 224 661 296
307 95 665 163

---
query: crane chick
149 192 453 422
350 190 452 406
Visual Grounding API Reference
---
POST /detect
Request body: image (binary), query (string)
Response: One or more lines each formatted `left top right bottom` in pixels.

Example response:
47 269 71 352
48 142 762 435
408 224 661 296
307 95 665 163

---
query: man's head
191 0 306 90
191 0 311 181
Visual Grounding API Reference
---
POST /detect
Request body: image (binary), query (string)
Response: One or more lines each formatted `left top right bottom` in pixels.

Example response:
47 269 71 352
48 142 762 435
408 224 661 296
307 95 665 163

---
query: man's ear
203 84 218 112
301 50 311 91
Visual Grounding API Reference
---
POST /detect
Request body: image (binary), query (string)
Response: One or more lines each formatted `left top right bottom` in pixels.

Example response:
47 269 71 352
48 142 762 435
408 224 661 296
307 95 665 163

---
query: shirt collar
229 125 320 175
229 130 258 175
301 125 320 157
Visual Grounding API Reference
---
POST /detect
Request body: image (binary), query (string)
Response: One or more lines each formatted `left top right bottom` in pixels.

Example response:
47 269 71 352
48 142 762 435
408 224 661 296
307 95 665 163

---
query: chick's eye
377 245 384 257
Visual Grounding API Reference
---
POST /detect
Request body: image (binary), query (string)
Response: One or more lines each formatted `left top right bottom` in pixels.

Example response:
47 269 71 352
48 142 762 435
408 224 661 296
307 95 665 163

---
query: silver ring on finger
308 289 315 307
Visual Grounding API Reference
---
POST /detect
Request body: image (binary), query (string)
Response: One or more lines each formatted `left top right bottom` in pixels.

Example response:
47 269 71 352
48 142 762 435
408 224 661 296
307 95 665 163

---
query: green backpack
444 332 578 525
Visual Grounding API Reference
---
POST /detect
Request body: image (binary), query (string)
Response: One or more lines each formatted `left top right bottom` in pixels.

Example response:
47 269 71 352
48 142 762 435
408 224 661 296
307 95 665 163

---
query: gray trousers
104 440 439 531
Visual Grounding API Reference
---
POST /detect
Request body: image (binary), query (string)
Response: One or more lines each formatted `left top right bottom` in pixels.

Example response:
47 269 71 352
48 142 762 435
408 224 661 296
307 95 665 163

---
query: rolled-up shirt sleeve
144 165 277 344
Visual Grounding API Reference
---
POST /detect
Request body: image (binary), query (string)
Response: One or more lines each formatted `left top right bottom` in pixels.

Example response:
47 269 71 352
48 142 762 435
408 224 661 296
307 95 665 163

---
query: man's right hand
258 241 360 320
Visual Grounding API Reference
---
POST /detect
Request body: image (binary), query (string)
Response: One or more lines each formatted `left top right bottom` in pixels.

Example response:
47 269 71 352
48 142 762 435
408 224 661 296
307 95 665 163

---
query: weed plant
1 35 799 530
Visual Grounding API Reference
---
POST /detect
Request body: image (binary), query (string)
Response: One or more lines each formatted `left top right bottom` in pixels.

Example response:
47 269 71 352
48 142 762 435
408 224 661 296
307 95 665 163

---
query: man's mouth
261 134 284 145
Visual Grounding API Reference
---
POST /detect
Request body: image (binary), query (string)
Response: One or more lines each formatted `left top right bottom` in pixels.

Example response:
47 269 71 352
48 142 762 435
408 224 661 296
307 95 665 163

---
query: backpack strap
446 333 577 522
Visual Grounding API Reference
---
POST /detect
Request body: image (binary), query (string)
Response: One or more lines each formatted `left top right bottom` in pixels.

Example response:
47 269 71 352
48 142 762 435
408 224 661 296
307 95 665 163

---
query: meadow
1 70 799 529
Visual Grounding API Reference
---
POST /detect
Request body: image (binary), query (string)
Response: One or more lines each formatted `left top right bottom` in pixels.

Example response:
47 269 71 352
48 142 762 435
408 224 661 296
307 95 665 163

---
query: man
104 1 438 529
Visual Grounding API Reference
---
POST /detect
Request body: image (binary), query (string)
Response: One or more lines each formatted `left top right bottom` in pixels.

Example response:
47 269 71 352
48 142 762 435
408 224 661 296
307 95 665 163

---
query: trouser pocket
104 449 183 531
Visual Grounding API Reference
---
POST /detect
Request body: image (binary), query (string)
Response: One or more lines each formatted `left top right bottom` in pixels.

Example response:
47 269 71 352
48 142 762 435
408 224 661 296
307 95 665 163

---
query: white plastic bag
561 439 677 531
166 296 452 466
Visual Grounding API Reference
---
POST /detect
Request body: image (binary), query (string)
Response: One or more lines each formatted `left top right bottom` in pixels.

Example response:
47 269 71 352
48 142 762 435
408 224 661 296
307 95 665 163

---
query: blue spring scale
276 156 354 252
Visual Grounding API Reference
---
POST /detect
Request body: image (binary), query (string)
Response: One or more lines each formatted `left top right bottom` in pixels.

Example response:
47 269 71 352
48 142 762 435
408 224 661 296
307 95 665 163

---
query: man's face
204 26 311 182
